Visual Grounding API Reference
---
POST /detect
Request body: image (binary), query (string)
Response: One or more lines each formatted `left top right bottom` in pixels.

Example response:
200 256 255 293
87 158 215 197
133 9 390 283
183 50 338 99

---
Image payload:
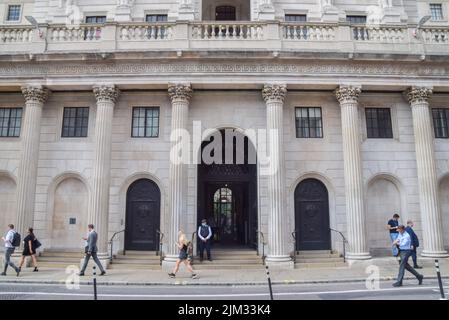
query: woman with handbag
168 231 198 279
18 227 39 273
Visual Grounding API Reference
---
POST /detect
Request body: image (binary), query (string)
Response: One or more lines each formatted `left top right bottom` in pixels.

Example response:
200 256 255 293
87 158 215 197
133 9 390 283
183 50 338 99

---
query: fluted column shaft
407 87 448 257
336 85 371 260
165 83 192 260
262 84 291 265
16 85 49 235
88 84 119 254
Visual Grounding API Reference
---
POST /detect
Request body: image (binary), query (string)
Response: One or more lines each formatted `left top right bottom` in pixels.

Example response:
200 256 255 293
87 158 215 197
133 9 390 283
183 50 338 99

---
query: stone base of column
421 250 449 258
79 252 110 272
346 252 372 260
162 255 179 272
265 256 294 269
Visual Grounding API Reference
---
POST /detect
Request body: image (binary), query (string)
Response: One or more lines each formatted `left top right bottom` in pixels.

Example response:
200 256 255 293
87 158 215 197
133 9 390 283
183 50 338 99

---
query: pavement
1 257 448 286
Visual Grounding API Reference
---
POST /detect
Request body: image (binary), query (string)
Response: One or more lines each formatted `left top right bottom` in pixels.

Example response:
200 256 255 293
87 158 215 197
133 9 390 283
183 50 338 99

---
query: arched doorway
125 179 161 251
197 129 257 248
294 178 330 251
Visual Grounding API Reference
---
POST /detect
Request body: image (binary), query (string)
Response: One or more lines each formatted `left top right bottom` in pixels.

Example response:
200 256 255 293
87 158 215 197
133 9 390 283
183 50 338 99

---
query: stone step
108 264 161 270
35 262 80 268
192 259 262 265
297 250 332 255
195 255 260 260
296 257 344 263
296 253 341 259
119 251 159 256
114 255 161 261
192 264 264 270
39 251 84 258
295 262 347 269
112 259 160 265
37 257 81 263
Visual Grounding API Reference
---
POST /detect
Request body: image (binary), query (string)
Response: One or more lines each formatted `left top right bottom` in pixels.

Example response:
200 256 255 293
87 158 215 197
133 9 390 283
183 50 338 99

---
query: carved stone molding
93 84 120 103
168 83 192 103
406 86 433 105
21 85 49 104
262 83 287 103
335 85 361 104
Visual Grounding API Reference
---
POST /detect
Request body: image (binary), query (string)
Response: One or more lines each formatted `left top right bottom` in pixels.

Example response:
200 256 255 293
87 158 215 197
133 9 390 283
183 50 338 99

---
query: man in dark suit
405 220 422 269
79 224 106 276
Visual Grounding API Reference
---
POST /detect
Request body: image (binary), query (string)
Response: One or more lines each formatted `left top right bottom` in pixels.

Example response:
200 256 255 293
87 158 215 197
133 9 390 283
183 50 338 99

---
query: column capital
262 83 287 104
335 85 361 104
93 84 120 104
21 85 49 104
168 83 192 103
405 86 433 105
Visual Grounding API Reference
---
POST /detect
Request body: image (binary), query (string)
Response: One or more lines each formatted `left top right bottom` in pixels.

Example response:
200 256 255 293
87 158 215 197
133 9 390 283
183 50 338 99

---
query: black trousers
199 240 211 260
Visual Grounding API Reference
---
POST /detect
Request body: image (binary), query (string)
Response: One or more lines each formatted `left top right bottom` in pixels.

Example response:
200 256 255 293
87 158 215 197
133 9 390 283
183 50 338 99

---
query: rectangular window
85 16 106 24
285 14 307 22
132 107 160 138
430 4 444 20
346 15 367 24
61 107 89 138
0 108 22 137
145 14 168 22
7 5 21 21
432 108 449 138
295 107 323 138
365 108 393 139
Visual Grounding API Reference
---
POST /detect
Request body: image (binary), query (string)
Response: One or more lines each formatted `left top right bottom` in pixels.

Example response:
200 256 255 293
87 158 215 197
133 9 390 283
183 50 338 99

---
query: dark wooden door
125 179 160 251
294 179 330 251
215 6 236 21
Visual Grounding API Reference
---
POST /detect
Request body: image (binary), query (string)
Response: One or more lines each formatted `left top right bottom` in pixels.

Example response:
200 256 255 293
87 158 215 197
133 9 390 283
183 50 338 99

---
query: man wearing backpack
1 224 20 276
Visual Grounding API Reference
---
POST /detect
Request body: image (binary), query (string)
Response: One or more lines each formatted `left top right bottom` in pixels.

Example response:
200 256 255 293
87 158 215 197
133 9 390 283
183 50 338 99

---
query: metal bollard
265 265 274 301
93 265 98 300
434 259 447 300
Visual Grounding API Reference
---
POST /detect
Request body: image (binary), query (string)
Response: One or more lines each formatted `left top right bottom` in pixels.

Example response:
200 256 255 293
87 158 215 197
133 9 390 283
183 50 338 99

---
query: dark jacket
86 231 98 253
405 226 420 248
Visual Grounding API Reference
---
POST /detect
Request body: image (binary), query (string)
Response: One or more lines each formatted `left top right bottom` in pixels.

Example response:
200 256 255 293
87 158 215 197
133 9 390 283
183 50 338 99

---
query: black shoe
191 273 198 279
392 282 402 287
208 259 212 262
33 267 39 272
78 272 85 276
0 272 6 276
100 271 106 276
168 273 176 278
418 275 424 285
16 268 20 277
414 265 423 269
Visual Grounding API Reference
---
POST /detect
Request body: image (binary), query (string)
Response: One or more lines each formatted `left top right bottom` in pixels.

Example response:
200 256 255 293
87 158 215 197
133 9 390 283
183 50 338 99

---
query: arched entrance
125 179 161 251
197 129 257 248
294 178 330 251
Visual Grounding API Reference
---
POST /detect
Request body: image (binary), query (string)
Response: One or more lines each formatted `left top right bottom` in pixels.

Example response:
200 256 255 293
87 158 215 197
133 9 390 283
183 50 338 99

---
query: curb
1 276 447 286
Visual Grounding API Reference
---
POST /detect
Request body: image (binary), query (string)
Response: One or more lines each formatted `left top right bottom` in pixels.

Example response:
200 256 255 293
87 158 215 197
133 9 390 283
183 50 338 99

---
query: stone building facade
0 0 449 269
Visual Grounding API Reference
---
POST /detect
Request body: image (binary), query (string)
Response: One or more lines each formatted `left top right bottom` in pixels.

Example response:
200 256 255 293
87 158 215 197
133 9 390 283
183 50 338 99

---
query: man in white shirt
392 225 423 287
198 219 213 262
1 224 20 276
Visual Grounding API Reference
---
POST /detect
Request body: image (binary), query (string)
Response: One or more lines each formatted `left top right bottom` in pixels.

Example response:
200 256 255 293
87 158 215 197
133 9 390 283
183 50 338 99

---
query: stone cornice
262 83 287 104
1 61 449 79
335 85 361 104
93 84 120 103
21 85 49 104
168 83 192 103
406 86 433 105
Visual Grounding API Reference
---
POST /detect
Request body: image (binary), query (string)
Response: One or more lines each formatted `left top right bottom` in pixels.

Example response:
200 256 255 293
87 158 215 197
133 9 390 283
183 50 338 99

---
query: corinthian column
88 84 119 262
406 86 448 257
163 83 192 267
335 85 371 260
262 83 293 268
15 85 49 236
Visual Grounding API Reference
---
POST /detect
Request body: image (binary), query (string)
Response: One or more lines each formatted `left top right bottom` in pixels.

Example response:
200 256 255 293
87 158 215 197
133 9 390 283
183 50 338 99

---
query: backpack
187 241 194 260
11 232 21 247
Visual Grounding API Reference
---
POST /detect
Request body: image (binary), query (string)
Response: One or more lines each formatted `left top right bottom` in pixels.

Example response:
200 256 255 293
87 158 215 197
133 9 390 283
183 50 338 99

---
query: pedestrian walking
198 218 212 261
1 224 20 276
392 225 424 287
78 224 106 276
405 220 422 269
168 231 198 279
387 213 400 256
18 227 40 273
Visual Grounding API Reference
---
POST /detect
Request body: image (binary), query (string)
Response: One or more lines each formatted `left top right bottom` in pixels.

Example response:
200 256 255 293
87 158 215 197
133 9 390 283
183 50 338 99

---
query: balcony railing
0 21 448 55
